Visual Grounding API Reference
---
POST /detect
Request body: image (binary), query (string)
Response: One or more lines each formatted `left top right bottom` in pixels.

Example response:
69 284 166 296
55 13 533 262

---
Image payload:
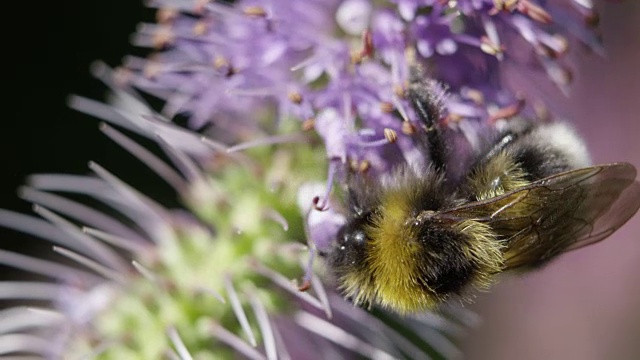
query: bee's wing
437 163 640 270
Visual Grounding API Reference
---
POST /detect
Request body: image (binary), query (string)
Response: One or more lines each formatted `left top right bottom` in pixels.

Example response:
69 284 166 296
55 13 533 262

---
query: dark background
0 1 156 277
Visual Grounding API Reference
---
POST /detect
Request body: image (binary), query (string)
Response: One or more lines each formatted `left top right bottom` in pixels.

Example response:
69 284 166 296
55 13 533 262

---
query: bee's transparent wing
438 163 640 270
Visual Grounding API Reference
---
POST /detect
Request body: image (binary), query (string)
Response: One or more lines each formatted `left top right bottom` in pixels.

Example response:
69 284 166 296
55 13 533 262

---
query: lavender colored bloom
121 0 604 198
0 0 608 358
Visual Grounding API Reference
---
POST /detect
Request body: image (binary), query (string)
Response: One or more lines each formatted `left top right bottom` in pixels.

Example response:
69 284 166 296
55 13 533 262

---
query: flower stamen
488 97 526 123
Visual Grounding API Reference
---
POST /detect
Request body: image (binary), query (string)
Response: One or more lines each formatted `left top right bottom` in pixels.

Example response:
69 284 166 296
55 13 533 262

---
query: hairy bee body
327 75 640 314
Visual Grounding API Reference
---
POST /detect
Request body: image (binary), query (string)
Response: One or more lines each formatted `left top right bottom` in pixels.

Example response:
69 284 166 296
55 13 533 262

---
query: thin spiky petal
19 187 141 244
294 311 395 360
0 250 98 283
208 322 266 360
51 246 126 284
245 284 278 360
223 276 257 347
167 327 194 360
100 123 188 191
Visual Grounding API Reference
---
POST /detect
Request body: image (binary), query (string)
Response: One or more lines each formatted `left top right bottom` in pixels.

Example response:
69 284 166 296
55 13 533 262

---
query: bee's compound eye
336 224 367 247
351 229 366 245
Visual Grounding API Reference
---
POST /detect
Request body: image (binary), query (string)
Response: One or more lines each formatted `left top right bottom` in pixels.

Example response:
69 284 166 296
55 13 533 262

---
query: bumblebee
326 72 640 314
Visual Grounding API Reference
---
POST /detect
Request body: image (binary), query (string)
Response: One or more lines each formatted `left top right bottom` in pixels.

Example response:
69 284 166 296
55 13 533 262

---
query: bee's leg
479 120 537 165
409 89 448 172
480 132 518 164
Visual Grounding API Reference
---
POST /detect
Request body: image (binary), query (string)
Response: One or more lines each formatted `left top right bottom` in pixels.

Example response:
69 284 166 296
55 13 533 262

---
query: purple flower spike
121 0 605 183
112 1 611 284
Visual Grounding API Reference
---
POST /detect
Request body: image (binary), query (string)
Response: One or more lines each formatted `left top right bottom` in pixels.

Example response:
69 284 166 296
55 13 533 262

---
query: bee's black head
328 212 374 276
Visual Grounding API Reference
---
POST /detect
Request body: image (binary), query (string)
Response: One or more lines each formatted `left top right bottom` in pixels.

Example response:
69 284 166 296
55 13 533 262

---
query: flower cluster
0 0 606 358
1 70 471 358
123 0 601 171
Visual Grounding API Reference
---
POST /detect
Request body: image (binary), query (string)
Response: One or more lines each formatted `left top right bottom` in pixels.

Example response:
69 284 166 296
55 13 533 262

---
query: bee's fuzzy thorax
333 166 505 313
467 151 531 201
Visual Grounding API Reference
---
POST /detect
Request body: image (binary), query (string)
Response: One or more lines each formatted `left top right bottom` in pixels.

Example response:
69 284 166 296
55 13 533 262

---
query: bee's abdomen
509 122 591 180
414 226 477 295
413 219 503 299
349 213 504 313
